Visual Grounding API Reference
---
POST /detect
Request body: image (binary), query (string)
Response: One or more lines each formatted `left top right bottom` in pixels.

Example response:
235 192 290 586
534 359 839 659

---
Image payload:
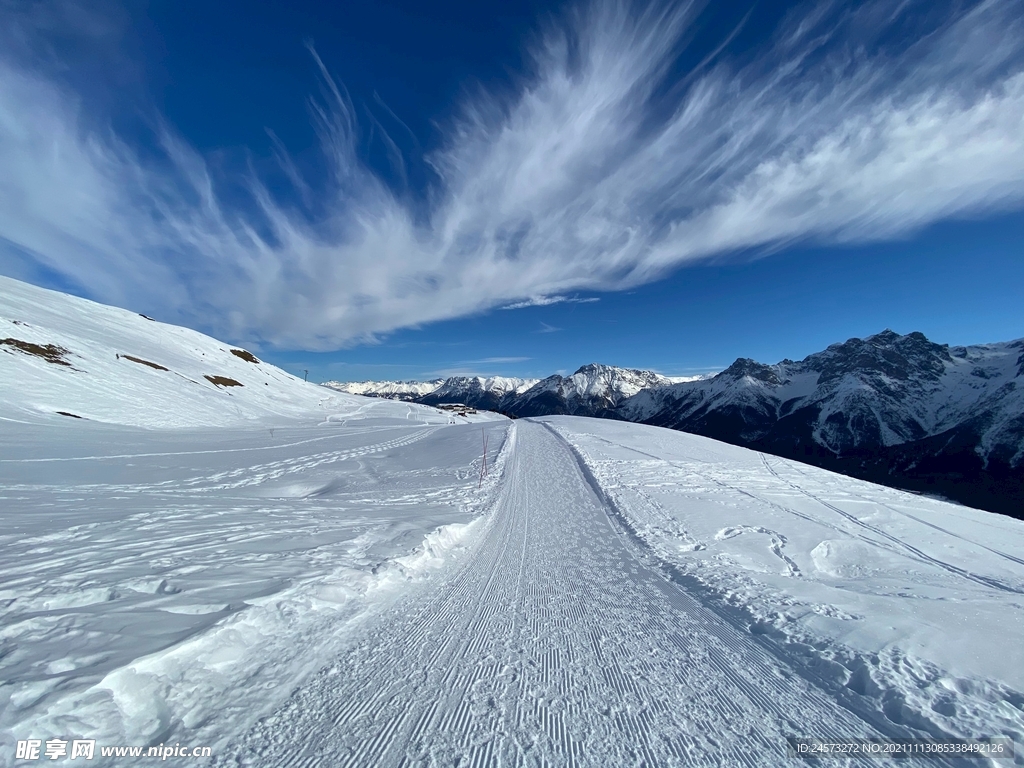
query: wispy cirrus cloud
500 295 600 310
1 0 1023 350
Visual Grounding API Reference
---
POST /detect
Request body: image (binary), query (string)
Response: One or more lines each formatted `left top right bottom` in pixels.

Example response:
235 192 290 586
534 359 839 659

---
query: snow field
221 420 976 767
542 416 1024 759
4 276 1023 766
0 416 513 765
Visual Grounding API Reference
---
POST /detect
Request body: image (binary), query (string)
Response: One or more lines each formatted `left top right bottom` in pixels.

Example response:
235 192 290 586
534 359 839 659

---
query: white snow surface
542 417 1024 757
0 416 512 765
2 277 1023 766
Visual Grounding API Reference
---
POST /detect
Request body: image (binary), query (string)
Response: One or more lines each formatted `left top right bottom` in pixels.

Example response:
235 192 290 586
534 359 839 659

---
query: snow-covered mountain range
333 365 703 417
417 376 539 410
328 331 1023 516
322 379 445 401
501 363 696 417
323 376 539 408
620 330 1024 517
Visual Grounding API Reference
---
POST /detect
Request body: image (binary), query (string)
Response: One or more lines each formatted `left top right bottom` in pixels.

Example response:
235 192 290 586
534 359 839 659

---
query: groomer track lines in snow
223 421 948 767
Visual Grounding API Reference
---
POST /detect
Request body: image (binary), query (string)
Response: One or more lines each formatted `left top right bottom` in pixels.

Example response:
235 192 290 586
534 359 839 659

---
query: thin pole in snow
479 427 489 488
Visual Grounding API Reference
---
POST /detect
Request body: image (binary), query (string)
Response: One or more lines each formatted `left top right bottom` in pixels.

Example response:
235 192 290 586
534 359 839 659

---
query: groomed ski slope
221 420 1014 767
0 416 511 766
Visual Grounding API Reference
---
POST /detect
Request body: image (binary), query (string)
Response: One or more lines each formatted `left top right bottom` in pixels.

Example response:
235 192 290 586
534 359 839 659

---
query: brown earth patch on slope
122 354 169 371
1 338 72 366
230 349 260 363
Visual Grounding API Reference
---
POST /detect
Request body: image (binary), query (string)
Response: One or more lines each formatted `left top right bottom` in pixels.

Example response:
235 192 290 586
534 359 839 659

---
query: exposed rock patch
230 349 260 364
121 354 168 371
1 338 72 366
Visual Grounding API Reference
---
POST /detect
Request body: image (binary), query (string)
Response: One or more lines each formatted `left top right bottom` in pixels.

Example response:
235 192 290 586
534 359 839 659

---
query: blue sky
1 0 1022 383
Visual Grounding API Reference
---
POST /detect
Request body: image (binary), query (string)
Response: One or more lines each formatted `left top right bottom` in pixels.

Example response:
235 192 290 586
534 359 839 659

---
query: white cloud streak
499 295 600 310
1 0 1023 349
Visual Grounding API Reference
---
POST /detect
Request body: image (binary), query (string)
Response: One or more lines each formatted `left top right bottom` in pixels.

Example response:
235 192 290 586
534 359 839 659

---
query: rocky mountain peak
810 330 949 383
720 358 783 385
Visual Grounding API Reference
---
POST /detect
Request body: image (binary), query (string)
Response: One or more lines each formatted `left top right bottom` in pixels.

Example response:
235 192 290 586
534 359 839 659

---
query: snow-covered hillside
0 275 465 429
0 278 328 426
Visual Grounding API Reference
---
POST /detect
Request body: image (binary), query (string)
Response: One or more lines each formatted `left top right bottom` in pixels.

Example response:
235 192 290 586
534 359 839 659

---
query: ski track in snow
0 418 512 764
537 418 1024 765
764 456 1024 570
221 421 957 768
755 454 1024 596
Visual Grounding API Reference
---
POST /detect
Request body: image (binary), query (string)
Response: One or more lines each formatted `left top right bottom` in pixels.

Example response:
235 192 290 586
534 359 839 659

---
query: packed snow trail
222 421 954 767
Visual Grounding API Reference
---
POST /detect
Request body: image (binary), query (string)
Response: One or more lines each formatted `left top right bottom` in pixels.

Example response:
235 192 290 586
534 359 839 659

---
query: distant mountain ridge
621 330 1023 517
326 332 1023 517
323 375 540 407
322 379 445 401
502 364 696 418
417 376 539 411
327 365 705 418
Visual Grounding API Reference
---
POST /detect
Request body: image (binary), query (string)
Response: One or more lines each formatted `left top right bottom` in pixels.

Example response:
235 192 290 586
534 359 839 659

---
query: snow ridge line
539 421 966 761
